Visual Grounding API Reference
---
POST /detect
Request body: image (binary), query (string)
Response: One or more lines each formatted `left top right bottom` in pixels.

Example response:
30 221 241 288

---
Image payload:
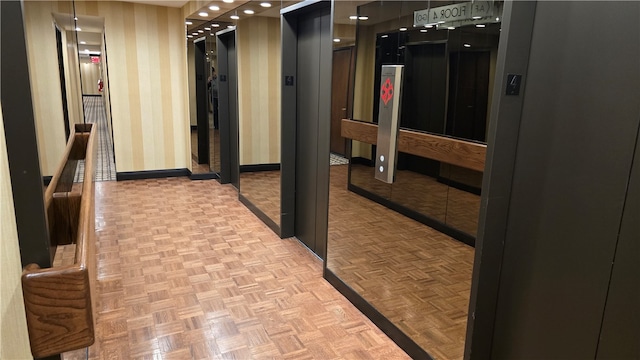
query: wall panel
236 16 281 165
0 103 32 359
80 61 101 95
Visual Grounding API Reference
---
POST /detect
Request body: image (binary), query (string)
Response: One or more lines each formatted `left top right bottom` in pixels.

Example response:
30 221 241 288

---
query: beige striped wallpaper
0 103 33 360
62 29 85 126
80 61 102 96
101 36 114 147
23 1 190 175
236 16 281 165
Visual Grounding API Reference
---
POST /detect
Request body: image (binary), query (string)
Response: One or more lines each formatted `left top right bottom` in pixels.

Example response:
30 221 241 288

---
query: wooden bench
21 123 97 358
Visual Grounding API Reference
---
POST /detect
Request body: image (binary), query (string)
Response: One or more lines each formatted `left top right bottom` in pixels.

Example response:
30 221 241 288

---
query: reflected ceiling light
192 32 198 35
349 15 358 20
244 9 255 15
212 23 220 27
199 12 208 17
472 16 482 20
185 21 193 25
496 17 500 21
425 24 434 28
80 41 87 44
447 26 455 30
209 5 220 11
333 38 340 42
74 16 78 20
260 2 271 7
204 27 211 30
358 16 368 20
476 24 486 28
75 27 82 31
223 0 234 3
230 15 239 20
399 27 407 31
227 25 236 29
188 35 193 38
381 34 388 38
463 43 471 48
198 29 204 33
420 29 427 33
437 21 445 24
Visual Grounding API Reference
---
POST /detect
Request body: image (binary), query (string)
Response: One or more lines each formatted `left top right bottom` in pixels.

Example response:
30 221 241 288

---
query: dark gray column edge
464 1 538 359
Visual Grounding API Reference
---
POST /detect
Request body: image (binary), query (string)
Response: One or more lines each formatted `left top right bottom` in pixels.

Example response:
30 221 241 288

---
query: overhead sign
91 56 100 64
414 1 495 27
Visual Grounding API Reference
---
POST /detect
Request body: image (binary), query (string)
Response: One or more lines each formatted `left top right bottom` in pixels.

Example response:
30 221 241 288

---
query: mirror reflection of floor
239 170 281 225
328 164 474 360
190 126 221 175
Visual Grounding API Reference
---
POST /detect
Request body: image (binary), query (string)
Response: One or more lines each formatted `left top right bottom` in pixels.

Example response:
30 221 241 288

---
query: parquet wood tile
328 165 474 360
61 176 408 360
239 170 281 227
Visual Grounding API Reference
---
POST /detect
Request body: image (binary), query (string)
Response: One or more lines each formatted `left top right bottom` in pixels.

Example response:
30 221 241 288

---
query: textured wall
80 61 102 95
0 103 33 360
23 1 190 175
236 16 281 165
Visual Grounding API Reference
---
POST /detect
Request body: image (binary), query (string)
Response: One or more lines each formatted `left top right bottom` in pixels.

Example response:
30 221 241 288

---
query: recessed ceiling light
84 49 90 52
188 35 193 38
476 24 486 28
420 29 427 33
399 27 407 31
333 38 340 42
198 30 204 33
381 34 388 38
192 32 198 35
260 2 271 7
185 21 192 25
74 17 78 20
358 16 368 20
349 15 358 20
223 0 234 3
438 21 445 24
425 24 434 28
80 41 87 44
230 15 239 20
199 12 208 17
244 9 254 15
204 27 210 30
227 25 236 29
472 16 482 20
209 5 220 11
496 17 500 21
448 26 456 30
463 43 471 48
212 23 220 27
75 27 82 31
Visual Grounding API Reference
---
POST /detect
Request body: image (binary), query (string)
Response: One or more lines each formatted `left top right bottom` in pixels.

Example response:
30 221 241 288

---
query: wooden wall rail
22 123 97 358
341 119 487 172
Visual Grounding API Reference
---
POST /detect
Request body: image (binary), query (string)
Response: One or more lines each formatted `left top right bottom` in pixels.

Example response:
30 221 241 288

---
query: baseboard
348 183 476 247
190 125 197 131
323 269 432 360
436 176 482 195
43 176 52 186
350 157 374 166
239 163 281 173
189 171 218 180
116 168 189 181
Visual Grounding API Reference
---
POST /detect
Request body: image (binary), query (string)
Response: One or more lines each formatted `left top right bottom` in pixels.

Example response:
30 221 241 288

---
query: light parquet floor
328 165 474 360
61 177 408 360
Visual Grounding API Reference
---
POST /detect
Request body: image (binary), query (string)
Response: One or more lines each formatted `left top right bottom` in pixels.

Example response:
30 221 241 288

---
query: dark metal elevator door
227 37 239 189
294 7 331 259
217 31 239 188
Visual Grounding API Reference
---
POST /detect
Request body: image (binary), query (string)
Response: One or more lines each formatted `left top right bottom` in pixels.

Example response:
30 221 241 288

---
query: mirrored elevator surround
326 1 502 358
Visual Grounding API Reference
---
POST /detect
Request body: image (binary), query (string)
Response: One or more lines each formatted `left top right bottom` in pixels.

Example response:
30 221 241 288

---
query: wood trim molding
341 119 487 172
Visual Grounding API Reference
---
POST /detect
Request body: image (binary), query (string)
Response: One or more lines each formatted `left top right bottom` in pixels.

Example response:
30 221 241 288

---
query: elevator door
217 30 239 188
293 6 331 259
194 39 209 164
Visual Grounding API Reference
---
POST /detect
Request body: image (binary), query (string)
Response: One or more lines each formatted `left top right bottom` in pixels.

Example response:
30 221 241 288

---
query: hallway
61 177 408 359
83 96 116 181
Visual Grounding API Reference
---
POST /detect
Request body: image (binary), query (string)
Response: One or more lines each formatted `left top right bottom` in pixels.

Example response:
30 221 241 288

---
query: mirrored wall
327 1 502 358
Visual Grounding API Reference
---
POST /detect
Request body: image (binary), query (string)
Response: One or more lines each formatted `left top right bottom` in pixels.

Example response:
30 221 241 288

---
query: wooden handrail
341 119 487 172
22 123 97 358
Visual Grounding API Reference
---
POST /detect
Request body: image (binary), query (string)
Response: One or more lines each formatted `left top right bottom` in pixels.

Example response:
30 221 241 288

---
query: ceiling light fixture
260 2 271 7
420 29 427 33
198 29 204 33
204 27 210 30
188 35 193 38
358 16 368 20
192 32 198 35
212 23 220 27
463 43 471 47
223 0 234 3
448 26 455 30
349 15 358 20
80 41 86 44
75 27 82 31
185 21 193 25
227 25 236 29
244 9 255 15
209 5 220 11
74 17 78 20
496 17 500 21
472 16 482 20
333 38 340 42
399 27 407 31
476 24 486 28
199 12 208 17
381 34 388 38
230 15 239 20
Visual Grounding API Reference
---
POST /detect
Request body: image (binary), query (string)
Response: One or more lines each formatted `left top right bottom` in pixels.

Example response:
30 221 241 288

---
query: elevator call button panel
375 65 404 184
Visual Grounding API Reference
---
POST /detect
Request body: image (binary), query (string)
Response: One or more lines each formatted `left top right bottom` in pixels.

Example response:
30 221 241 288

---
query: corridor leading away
60 177 408 359
83 96 116 181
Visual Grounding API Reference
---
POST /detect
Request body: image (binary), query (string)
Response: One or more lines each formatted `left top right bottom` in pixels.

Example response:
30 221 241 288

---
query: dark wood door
330 47 354 156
